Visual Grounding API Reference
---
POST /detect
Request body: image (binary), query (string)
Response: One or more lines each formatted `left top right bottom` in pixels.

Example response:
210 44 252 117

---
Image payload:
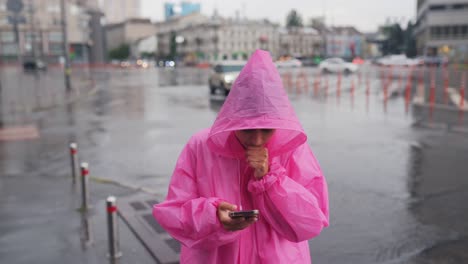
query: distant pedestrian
153 49 329 263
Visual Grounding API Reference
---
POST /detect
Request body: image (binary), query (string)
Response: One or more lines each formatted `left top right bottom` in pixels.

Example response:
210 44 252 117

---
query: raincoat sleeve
153 139 239 249
247 143 329 242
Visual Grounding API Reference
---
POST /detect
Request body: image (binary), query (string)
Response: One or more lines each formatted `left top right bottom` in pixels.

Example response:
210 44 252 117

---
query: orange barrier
417 67 425 100
429 67 436 121
313 72 321 97
443 66 449 104
350 77 355 109
405 68 413 114
358 71 362 87
429 67 436 105
366 73 370 113
324 74 329 99
337 72 342 103
459 72 466 125
460 72 466 109
295 72 308 95
282 72 293 93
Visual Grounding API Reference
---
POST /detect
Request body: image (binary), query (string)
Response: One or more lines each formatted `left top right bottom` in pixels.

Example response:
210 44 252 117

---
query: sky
141 0 417 33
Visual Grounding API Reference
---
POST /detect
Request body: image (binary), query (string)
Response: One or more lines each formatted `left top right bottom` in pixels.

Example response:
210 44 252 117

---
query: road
0 66 467 263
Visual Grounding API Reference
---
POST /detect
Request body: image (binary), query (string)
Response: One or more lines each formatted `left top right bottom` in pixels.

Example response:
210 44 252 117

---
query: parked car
352 57 365 65
319 58 358 74
23 59 47 71
275 58 303 68
376 55 421 67
416 56 448 67
208 61 245 95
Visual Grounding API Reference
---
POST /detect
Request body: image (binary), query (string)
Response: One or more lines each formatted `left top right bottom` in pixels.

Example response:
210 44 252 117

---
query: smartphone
229 209 259 219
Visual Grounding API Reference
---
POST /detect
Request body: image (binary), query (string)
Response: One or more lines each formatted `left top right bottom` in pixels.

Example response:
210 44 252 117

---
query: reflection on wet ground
1 67 467 263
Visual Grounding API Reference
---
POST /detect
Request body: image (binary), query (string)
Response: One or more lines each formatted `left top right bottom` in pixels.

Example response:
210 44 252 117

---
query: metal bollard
80 163 90 211
69 143 78 184
106 196 122 259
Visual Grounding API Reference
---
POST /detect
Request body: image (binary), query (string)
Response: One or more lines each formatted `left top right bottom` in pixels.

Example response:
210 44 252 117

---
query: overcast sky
141 0 416 32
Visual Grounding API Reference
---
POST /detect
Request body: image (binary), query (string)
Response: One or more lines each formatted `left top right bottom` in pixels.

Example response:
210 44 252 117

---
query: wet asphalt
0 66 467 264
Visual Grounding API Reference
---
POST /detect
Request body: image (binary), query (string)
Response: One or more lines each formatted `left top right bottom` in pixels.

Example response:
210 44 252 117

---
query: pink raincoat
153 50 329 263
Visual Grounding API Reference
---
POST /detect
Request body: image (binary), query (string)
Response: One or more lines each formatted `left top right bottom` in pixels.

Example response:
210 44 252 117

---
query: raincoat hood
208 50 307 158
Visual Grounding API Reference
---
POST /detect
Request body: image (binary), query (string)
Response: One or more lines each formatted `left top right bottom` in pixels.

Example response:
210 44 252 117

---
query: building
130 35 157 58
155 12 209 60
325 26 365 59
279 27 323 58
164 1 201 21
0 0 100 63
100 0 140 24
87 8 106 63
364 32 386 58
105 18 156 52
414 0 468 61
157 13 280 63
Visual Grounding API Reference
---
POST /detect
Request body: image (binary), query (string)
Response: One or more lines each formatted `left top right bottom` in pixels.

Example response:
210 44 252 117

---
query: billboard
164 2 201 20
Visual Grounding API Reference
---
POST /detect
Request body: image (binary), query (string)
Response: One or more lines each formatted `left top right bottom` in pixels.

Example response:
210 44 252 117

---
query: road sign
7 0 24 13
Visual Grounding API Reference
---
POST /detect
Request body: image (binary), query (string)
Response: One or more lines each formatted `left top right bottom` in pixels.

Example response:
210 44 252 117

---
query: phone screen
229 209 259 219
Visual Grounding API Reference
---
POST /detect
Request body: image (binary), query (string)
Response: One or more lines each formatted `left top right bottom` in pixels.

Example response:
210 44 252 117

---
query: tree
380 22 417 57
108 43 130 60
404 21 417 58
286 9 303 28
381 23 404 55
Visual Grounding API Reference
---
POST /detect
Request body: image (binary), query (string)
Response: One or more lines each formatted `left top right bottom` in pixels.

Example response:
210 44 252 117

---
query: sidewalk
0 67 97 126
0 69 161 263
0 139 157 264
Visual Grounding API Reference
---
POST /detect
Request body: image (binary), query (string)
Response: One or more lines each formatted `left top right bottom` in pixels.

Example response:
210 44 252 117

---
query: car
376 54 421 67
23 59 47 71
208 61 245 95
318 57 358 74
275 58 303 68
416 56 448 67
352 57 365 65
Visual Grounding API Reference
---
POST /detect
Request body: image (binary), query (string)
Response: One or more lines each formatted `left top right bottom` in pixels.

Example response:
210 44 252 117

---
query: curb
89 176 158 196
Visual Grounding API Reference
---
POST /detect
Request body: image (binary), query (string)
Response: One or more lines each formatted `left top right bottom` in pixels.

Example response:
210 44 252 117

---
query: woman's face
234 129 275 148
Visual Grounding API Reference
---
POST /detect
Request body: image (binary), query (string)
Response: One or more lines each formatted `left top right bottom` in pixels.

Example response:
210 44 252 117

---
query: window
0 31 15 42
453 25 460 37
442 26 450 37
47 4 60 13
1 43 18 55
452 4 468 10
429 4 446 11
48 32 62 42
25 32 40 42
461 25 468 36
48 43 63 55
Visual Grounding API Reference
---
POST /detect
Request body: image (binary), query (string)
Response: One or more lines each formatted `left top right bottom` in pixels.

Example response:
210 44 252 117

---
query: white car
319 58 358 74
208 61 245 95
275 59 303 68
377 55 421 67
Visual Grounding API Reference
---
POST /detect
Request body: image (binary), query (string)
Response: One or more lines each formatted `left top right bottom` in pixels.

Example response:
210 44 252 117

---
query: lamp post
60 0 71 91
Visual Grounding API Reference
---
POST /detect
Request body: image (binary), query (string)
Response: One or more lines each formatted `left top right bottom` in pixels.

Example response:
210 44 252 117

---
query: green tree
404 21 417 58
108 43 130 60
286 9 303 28
381 24 404 55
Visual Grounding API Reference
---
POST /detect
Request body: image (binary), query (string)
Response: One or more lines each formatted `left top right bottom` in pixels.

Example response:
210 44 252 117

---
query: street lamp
60 0 71 91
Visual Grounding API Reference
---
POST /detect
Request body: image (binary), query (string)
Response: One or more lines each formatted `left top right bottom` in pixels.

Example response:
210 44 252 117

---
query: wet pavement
0 66 467 263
